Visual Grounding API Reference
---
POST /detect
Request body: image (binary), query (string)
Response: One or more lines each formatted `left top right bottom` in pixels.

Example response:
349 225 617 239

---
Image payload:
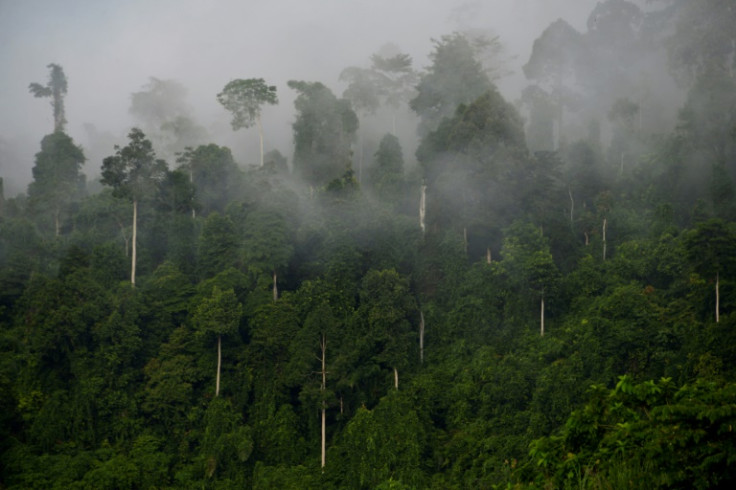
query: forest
1 0 736 488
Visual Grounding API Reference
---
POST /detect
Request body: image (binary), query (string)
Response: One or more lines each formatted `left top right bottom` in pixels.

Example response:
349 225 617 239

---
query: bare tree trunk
273 270 278 302
463 227 468 255
320 334 327 469
394 367 399 390
131 199 137 287
540 297 545 337
602 218 607 262
568 186 574 230
716 270 720 323
216 334 222 397
419 310 425 364
419 184 427 235
486 247 492 264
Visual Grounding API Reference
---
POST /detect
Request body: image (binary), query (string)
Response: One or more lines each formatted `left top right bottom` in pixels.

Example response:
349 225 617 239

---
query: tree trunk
216 334 222 397
716 270 720 323
257 114 264 167
131 199 137 287
273 270 278 302
568 186 574 231
602 217 607 262
419 310 425 364
463 227 468 255
419 184 427 234
486 247 492 264
394 367 399 390
320 334 327 469
540 297 545 337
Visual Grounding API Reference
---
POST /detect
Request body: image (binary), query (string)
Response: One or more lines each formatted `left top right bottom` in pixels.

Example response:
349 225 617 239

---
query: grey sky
0 0 593 193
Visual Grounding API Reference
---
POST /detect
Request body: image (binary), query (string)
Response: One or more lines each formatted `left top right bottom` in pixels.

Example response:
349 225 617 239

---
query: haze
0 0 593 194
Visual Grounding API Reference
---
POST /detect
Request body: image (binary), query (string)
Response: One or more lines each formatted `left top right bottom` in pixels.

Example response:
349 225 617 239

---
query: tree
242 209 294 301
410 33 494 137
29 63 68 132
101 128 167 287
523 19 585 150
666 0 736 87
415 88 528 252
501 222 560 336
192 286 242 397
288 80 358 188
197 212 240 279
684 219 736 323
217 78 278 167
176 144 241 217
369 133 404 202
357 269 417 390
27 132 86 236
130 77 207 158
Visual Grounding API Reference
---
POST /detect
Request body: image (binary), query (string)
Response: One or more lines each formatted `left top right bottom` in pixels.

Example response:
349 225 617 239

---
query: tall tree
176 144 241 217
217 78 278 166
684 219 736 323
101 128 167 287
369 133 405 203
522 20 585 150
241 209 294 301
501 221 560 336
288 80 358 188
410 33 494 137
357 269 417 390
130 77 207 158
27 132 86 236
29 63 68 132
192 286 242 397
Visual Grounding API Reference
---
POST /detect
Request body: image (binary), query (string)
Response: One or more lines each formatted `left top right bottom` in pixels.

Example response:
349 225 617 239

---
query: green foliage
29 63 68 132
529 376 736 489
288 80 359 187
410 33 494 136
5 7 736 488
217 78 278 131
27 132 86 236
101 128 168 202
193 286 242 339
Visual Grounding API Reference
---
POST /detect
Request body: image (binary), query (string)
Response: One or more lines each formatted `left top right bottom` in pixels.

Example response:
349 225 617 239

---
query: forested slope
2 1 736 488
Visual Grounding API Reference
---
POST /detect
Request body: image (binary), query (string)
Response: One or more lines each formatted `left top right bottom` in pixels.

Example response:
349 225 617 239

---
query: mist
1 0 593 195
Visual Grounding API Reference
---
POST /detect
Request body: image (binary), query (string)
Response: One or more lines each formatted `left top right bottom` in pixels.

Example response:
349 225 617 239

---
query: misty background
0 0 595 195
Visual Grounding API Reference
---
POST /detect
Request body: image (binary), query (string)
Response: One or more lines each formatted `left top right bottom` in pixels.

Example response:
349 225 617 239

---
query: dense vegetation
2 1 736 488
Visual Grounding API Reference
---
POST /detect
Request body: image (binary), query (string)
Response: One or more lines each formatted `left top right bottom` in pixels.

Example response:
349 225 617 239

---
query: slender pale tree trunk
419 310 425 364
716 270 720 323
602 218 607 262
419 184 427 235
568 186 574 231
273 270 278 302
486 247 492 264
131 199 137 287
257 114 264 167
320 334 327 469
393 367 399 390
463 227 468 255
215 335 222 397
540 297 545 337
